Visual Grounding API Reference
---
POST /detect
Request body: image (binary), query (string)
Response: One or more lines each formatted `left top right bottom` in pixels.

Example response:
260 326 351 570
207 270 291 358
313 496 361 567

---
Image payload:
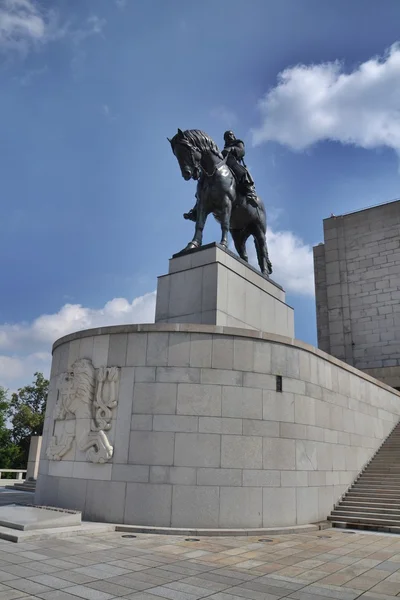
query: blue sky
2 0 400 390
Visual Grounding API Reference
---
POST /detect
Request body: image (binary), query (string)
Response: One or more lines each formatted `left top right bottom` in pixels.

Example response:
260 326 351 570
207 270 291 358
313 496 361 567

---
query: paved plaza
1 529 400 600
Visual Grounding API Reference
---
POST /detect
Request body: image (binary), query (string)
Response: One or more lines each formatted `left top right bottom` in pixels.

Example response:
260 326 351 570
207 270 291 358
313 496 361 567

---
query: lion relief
46 358 120 464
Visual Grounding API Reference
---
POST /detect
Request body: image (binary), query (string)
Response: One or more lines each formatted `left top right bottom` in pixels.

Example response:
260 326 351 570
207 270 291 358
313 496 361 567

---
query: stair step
340 497 400 509
330 520 400 534
328 514 400 526
333 505 400 515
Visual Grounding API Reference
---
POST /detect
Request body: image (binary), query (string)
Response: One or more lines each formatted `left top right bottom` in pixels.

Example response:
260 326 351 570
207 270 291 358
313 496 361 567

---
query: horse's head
168 128 202 181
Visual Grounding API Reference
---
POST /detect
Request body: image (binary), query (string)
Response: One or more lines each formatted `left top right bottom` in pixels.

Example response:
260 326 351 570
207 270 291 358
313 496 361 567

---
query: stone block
129 431 175 465
169 467 196 485
146 332 170 366
233 338 254 371
153 415 198 432
131 414 153 431
124 483 172 526
92 335 110 368
271 344 287 375
35 475 59 507
295 395 316 425
133 382 177 414
172 485 220 528
279 422 307 439
221 435 262 469
72 462 112 480
197 468 242 486
135 366 156 382
108 334 128 367
263 438 296 470
57 477 87 512
296 440 318 470
201 368 243 386
308 471 326 486
174 433 221 467
199 417 242 435
114 367 135 464
85 481 126 523
281 471 308 487
79 336 94 360
242 470 280 487
222 386 262 419
189 333 212 367
296 487 319 524
242 419 279 437
167 332 191 367
68 339 80 369
177 383 221 416
263 487 296 527
126 333 147 366
243 372 275 390
254 342 272 374
220 487 262 528
212 334 234 370
156 367 200 384
112 464 149 482
263 391 295 422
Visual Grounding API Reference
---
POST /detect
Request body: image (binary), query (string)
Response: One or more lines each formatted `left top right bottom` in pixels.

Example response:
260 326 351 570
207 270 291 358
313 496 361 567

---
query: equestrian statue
168 128 272 275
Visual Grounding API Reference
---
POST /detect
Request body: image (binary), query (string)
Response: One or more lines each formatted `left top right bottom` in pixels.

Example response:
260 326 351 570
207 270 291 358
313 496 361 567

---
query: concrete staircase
5 480 36 493
329 421 400 533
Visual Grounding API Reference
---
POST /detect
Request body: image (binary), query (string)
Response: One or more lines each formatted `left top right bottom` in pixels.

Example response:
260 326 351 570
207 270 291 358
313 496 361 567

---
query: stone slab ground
0 528 400 599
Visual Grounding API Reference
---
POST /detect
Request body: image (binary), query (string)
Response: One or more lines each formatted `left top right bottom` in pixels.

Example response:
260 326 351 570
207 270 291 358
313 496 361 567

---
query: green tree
0 387 23 471
8 372 49 465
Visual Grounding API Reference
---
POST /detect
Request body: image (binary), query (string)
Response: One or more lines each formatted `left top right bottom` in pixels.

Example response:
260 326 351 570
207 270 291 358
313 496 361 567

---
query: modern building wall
36 324 400 528
314 200 400 388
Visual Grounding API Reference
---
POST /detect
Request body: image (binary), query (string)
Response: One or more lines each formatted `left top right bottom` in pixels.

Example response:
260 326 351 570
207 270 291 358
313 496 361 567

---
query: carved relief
46 359 120 464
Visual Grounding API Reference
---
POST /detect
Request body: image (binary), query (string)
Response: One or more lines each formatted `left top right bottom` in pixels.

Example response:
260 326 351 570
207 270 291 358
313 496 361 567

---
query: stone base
155 243 294 337
0 505 81 531
36 323 400 529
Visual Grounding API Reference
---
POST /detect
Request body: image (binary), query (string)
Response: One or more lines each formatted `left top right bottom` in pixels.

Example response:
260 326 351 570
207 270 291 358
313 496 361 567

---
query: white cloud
0 0 66 54
0 0 105 60
248 228 314 296
0 292 156 391
252 43 400 156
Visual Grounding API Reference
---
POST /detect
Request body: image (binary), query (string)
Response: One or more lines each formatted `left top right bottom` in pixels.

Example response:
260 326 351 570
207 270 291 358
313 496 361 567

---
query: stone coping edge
52 323 400 398
115 524 320 537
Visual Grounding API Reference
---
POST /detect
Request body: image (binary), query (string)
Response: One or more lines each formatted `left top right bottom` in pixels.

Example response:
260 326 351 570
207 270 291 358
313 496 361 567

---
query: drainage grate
122 534 137 538
318 535 332 539
185 538 200 542
341 531 356 534
258 538 274 542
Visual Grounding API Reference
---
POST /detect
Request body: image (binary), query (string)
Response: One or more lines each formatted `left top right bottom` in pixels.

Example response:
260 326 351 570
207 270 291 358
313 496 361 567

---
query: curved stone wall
35 324 400 528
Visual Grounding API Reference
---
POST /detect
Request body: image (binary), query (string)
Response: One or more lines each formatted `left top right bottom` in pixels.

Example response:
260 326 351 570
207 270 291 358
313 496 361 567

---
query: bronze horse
169 129 272 275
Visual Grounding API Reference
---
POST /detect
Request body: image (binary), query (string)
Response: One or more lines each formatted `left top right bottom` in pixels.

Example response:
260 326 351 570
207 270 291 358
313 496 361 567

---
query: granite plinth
0 505 81 531
155 243 294 336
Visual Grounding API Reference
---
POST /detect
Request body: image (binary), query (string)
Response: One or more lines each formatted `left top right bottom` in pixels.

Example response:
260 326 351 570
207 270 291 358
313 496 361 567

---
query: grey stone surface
220 487 262 527
0 505 81 531
155 245 294 336
124 483 172 526
221 435 262 469
174 433 221 467
85 481 126 523
129 431 175 466
39 296 400 528
171 485 220 527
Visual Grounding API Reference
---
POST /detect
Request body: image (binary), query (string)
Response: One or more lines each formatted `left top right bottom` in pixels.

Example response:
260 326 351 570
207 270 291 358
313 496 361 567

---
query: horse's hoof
183 241 200 252
219 242 228 249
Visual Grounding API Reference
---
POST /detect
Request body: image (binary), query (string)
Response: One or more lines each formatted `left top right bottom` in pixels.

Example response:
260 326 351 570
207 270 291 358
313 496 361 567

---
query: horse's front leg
219 196 232 248
185 202 208 251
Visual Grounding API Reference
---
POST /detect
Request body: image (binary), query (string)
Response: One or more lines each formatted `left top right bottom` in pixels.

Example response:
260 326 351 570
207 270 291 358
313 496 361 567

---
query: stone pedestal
35 245 400 530
155 243 294 337
26 436 42 481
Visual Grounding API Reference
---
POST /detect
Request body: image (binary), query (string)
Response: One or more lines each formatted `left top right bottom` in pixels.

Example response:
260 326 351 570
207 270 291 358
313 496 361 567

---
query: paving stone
62 585 115 599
